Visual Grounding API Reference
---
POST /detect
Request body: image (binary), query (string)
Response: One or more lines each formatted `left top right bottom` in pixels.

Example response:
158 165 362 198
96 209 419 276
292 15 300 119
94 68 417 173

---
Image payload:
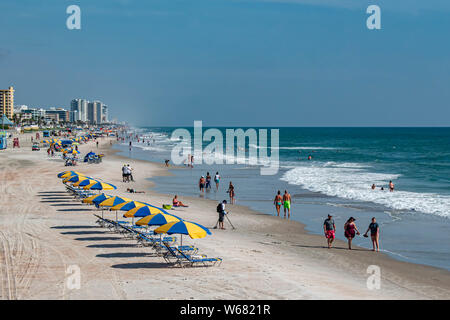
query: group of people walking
323 214 380 251
273 190 291 219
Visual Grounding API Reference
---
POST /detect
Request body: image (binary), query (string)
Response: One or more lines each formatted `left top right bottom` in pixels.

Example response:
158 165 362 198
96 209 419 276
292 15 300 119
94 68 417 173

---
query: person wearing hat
344 217 360 250
323 214 336 249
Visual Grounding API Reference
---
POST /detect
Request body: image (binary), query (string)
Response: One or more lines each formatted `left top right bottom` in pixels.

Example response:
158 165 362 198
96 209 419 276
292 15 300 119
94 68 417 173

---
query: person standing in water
323 214 336 249
274 190 283 217
364 217 380 252
344 217 360 250
199 176 205 193
227 182 235 204
205 172 212 190
389 180 395 192
283 190 291 219
214 172 220 191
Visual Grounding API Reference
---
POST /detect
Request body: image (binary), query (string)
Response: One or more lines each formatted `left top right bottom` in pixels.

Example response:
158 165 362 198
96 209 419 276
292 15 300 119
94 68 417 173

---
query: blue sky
1 0 449 126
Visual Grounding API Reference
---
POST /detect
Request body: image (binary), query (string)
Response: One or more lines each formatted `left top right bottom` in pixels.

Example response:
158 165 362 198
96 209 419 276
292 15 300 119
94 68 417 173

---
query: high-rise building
70 99 88 122
88 100 103 124
102 105 109 123
0 86 14 119
71 98 108 123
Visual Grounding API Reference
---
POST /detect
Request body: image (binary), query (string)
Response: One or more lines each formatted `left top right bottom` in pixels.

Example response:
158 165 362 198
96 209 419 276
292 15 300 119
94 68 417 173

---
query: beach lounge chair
155 242 198 258
174 247 222 268
136 234 176 248
160 242 219 267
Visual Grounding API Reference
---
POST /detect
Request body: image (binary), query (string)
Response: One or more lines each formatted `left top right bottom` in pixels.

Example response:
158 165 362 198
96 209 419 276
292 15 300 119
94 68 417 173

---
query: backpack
216 203 222 213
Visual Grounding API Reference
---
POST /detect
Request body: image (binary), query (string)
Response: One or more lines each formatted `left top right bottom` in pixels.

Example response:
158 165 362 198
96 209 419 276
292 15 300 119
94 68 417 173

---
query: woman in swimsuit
172 195 188 207
274 190 282 217
228 182 235 204
344 217 360 250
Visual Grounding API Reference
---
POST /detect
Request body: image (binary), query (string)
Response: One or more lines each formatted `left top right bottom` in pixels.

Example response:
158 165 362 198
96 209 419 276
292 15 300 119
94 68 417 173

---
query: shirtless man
199 176 205 192
283 190 291 219
389 181 394 192
274 190 283 217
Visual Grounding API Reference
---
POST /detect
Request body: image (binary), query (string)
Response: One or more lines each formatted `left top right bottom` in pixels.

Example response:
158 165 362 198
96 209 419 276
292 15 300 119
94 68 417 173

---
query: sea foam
281 162 450 218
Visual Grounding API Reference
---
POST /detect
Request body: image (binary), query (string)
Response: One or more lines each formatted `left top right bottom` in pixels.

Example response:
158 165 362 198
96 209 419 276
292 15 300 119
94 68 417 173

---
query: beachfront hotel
71 98 108 124
0 86 14 119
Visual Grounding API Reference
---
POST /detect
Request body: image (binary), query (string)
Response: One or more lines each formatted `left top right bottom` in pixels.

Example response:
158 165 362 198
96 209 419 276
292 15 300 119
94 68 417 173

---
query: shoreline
0 134 449 299
112 141 450 271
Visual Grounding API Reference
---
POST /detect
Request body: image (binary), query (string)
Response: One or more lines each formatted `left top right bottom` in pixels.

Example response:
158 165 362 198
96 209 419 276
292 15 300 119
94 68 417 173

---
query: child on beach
344 217 360 250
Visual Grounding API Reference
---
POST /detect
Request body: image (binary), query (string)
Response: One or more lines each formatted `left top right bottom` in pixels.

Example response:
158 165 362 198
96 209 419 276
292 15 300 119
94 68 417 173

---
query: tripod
214 212 236 230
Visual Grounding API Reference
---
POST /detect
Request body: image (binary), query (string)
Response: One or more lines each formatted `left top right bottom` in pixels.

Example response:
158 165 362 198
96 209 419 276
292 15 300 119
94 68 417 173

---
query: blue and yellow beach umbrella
154 220 211 245
63 174 90 183
73 178 98 187
124 204 169 218
83 181 117 191
63 148 80 155
98 196 132 208
135 213 181 226
57 171 83 178
82 193 112 205
110 200 146 211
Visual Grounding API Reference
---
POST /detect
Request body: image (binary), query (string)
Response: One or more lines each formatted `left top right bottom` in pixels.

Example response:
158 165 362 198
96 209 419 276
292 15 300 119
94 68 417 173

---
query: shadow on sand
74 236 122 241
61 231 105 235
111 262 170 269
96 252 152 258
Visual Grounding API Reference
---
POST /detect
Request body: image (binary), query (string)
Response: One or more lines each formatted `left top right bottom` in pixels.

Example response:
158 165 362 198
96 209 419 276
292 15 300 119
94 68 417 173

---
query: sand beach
0 134 449 300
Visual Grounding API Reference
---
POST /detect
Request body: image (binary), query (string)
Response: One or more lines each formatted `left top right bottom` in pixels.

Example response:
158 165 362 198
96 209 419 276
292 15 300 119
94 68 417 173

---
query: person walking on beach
364 217 380 252
199 176 206 193
344 217 360 250
214 172 220 191
205 172 212 190
217 200 227 230
283 190 291 219
227 182 235 204
96 140 99 148
323 214 336 249
274 190 283 217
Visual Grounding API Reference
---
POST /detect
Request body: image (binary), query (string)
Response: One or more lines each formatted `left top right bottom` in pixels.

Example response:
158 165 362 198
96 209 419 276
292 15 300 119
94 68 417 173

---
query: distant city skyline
1 0 449 127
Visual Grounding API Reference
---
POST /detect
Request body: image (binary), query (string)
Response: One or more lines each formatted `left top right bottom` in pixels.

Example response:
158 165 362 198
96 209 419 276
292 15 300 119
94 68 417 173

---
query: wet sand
0 133 449 299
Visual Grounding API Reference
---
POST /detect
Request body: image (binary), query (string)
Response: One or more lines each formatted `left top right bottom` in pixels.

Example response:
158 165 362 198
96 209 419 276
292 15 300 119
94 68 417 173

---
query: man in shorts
323 214 336 249
218 200 227 230
283 190 291 219
364 217 380 252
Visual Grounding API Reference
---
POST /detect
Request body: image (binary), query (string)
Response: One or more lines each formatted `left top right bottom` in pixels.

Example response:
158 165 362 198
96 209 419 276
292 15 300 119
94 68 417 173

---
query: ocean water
114 127 450 270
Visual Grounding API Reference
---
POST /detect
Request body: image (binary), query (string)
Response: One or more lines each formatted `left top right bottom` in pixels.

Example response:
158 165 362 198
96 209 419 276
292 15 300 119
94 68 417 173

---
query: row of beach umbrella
58 170 211 243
